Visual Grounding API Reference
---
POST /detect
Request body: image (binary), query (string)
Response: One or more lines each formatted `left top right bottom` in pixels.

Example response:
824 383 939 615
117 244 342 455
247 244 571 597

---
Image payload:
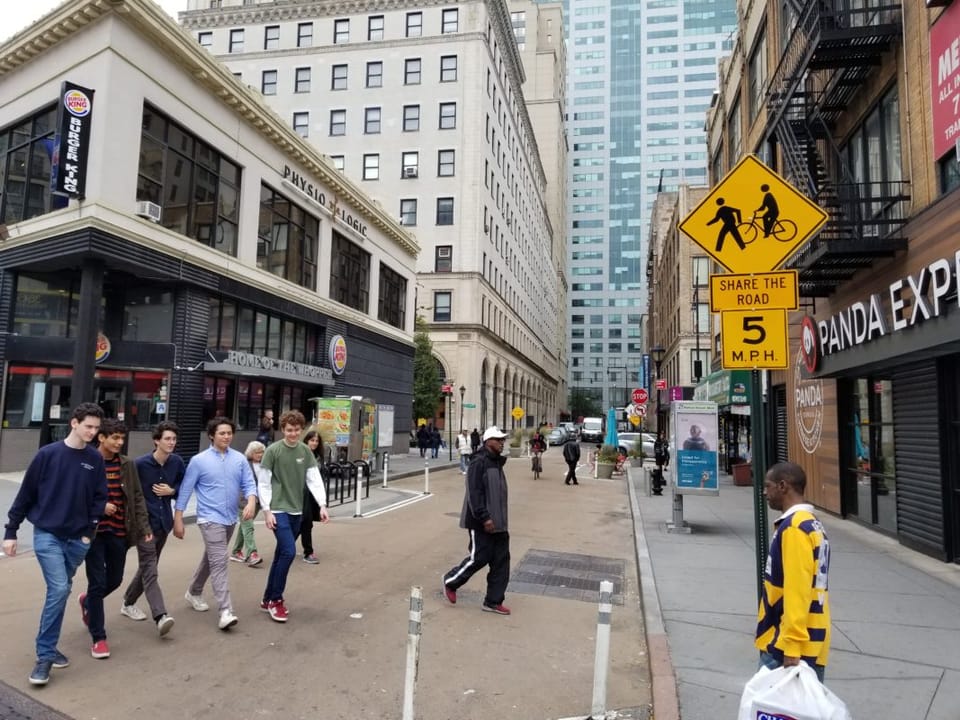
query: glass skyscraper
563 0 735 412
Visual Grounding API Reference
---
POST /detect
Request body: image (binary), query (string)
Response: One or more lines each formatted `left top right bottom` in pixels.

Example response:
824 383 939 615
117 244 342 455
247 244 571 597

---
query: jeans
759 650 825 683
231 514 258 557
33 529 90 661
123 531 168 620
264 512 301 602
459 454 469 473
188 522 235 613
84 532 129 642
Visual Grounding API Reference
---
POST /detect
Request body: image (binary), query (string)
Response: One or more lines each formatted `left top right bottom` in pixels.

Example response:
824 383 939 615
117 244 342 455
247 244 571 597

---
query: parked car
618 432 656 458
560 422 578 439
547 427 568 445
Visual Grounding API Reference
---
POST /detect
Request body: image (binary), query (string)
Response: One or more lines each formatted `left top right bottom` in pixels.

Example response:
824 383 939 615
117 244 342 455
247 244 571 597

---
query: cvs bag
737 664 852 720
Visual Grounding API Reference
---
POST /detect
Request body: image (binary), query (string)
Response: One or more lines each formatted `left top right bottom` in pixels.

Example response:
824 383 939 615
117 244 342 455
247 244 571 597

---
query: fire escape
765 0 908 297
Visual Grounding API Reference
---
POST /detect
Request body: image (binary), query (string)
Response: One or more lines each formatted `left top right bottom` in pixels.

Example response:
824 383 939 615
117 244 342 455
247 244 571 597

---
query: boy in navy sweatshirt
3 402 107 686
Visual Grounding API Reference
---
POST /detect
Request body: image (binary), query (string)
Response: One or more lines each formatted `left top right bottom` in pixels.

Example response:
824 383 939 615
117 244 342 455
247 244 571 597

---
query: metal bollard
590 580 614 719
423 459 430 495
353 474 363 517
402 586 423 720
382 453 390 489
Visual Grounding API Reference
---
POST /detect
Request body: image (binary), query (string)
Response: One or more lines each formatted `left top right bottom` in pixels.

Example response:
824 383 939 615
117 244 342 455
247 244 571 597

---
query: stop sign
632 388 648 404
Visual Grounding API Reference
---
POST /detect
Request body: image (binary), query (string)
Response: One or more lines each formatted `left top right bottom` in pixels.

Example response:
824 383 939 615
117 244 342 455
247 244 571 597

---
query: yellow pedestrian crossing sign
678 155 828 274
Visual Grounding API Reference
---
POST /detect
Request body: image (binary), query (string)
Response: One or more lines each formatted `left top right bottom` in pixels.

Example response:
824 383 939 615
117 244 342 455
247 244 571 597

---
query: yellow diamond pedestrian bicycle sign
678 155 828 274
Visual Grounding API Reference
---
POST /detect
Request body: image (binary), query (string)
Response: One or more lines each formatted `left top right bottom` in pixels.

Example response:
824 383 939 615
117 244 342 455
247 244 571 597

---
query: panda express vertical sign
51 82 95 197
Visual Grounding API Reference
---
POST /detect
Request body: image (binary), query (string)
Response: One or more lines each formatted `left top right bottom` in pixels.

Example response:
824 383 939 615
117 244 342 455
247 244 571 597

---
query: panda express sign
802 251 960 366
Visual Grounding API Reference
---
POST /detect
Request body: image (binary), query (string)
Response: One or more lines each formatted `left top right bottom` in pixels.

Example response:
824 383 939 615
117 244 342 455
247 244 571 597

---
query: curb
627 468 680 720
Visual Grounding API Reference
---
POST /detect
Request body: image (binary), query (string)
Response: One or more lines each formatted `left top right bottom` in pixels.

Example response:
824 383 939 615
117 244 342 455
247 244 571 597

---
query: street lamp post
651 345 666 495
692 286 702 384
459 385 465 434
447 390 454 461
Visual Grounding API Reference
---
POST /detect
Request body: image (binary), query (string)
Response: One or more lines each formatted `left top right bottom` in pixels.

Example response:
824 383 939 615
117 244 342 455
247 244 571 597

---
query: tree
412 316 441 423
568 387 602 420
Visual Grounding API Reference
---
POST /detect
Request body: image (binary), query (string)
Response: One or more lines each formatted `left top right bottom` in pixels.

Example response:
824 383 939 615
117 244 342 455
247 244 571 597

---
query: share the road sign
678 155 828 274
709 270 799 312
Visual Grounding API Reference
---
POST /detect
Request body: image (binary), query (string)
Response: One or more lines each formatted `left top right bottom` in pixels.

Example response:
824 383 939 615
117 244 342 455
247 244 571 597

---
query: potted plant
627 438 645 467
596 443 619 479
508 428 523 458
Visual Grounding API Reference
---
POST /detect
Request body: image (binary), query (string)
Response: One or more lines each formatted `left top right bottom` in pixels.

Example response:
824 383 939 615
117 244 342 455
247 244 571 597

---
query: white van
580 417 604 444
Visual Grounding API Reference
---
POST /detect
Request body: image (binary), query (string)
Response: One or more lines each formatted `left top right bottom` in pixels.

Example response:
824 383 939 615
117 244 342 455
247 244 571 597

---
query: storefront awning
693 370 751 406
202 350 334 386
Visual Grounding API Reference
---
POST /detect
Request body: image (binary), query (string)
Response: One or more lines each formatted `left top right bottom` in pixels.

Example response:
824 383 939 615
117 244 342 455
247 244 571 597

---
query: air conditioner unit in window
402 166 418 178
135 201 162 223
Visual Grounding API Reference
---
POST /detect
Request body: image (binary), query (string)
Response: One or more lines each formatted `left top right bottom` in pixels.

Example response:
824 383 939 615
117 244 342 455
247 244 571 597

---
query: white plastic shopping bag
737 664 852 720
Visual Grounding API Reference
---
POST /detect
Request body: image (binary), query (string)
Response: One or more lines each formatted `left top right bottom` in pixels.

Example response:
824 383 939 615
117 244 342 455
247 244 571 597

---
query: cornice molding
0 0 419 259
181 0 455 30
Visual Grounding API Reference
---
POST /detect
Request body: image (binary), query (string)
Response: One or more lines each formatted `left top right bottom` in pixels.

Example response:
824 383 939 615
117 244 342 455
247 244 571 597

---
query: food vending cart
309 396 376 462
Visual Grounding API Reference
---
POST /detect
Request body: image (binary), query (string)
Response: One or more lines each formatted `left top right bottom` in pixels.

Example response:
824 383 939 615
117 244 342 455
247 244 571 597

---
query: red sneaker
442 578 456 605
79 593 89 627
90 640 110 659
267 600 288 623
482 602 511 615
259 600 270 613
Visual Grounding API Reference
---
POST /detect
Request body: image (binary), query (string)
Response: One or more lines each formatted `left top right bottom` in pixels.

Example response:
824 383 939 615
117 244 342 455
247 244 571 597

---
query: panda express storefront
779 196 960 563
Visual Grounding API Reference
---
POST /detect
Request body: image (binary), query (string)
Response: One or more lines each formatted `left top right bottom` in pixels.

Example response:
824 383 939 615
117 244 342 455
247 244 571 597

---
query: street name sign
678 155 828 274
720 309 789 369
709 270 799 312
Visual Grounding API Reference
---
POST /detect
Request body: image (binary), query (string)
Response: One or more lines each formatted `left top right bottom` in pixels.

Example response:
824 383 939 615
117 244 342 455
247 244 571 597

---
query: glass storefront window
2 366 48 427
847 377 896 533
122 288 173 342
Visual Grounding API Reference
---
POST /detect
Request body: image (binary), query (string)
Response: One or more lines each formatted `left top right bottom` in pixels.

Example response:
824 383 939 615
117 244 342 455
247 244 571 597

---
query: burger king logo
64 89 91 117
329 335 347 375
95 332 111 364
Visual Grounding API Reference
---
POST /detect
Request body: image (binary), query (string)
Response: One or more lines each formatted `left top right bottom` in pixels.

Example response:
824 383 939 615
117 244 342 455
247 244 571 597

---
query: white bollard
382 453 390 489
423 459 430 495
353 473 363 517
402 586 423 720
590 580 614 719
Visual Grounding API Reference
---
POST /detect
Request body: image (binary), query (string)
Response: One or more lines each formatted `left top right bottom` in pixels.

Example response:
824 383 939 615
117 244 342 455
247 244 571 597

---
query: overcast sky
5 0 189 42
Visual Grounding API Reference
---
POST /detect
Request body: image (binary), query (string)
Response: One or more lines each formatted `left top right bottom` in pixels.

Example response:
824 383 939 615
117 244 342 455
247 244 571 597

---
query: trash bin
732 462 753 486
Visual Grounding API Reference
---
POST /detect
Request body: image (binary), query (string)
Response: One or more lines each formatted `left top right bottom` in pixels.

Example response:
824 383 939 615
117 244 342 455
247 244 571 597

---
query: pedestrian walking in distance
562 440 581 485
755 461 831 683
442 426 512 615
3 402 107 686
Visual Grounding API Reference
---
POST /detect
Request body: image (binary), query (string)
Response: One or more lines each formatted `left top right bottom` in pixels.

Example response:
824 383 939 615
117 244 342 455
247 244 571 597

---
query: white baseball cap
481 426 508 442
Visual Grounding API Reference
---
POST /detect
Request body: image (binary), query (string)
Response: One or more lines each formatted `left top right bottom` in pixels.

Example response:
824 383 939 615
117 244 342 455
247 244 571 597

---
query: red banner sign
930 1 960 160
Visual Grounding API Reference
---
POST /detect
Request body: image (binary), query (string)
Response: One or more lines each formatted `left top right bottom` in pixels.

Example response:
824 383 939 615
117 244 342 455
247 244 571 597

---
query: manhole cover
509 549 625 604
0 680 75 720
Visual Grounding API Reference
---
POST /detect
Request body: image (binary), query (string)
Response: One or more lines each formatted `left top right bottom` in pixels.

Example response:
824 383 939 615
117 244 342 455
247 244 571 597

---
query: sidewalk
629 469 960 719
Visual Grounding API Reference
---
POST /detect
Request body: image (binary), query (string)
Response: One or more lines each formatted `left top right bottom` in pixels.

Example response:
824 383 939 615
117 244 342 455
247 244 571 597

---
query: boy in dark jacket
442 426 512 615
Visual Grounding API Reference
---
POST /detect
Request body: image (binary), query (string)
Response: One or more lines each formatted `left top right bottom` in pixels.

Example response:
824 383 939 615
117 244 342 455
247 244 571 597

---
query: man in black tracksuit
442 426 512 615
562 441 581 485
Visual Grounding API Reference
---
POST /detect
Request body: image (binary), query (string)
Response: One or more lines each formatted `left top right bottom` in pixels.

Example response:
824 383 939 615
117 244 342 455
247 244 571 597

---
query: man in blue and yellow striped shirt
755 461 831 682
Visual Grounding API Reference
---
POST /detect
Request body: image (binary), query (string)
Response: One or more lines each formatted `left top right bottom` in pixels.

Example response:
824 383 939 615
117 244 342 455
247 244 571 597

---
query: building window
727 98 741 163
364 107 381 134
261 70 278 95
435 246 452 272
440 55 458 82
257 184 319 290
331 64 347 90
329 109 346 136
401 151 419 178
137 105 241 256
334 19 349 44
748 28 767 122
198 31 212 48
330 230 370 313
403 104 420 131
378 263 407 330
368 15 384 41
264 25 279 50
436 197 454 225
438 149 455 176
692 256 709 286
366 61 382 88
439 102 457 129
363 153 380 180
442 8 459 33
400 198 417 226
229 29 244 53
433 292 451 321
0 104 59 225
405 58 421 85
940 148 960 195
330 155 345 172
297 22 313 48
293 112 309 137
295 67 311 93
844 86 904 223
406 11 422 37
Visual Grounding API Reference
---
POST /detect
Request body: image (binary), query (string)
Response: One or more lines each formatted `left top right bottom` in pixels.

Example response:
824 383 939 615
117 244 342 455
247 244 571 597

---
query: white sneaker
157 615 175 636
218 609 238 630
184 591 209 612
120 603 147 621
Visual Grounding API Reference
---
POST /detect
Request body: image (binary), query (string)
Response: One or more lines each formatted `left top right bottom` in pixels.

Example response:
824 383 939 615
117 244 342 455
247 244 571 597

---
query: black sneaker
51 651 69 669
29 660 52 685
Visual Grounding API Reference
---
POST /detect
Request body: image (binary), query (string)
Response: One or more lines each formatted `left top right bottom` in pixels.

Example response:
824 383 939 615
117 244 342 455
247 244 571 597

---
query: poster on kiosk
671 400 719 496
